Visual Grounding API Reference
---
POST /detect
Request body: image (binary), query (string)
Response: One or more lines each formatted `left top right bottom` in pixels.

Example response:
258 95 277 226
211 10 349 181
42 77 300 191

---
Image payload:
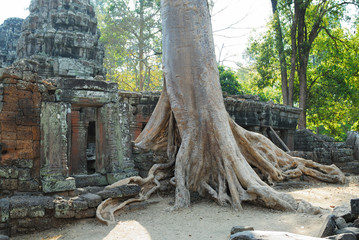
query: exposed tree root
96 0 345 224
96 102 345 224
96 159 175 225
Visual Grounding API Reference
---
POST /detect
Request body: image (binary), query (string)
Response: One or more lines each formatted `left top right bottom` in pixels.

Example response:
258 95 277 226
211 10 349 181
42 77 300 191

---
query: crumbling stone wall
0 18 24 68
16 0 105 78
0 64 140 236
0 64 50 195
291 129 359 174
0 184 140 236
346 131 359 160
38 78 136 193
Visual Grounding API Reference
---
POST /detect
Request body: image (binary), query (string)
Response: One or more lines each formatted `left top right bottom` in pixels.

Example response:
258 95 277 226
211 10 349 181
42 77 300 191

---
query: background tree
306 24 359 139
97 0 344 224
94 0 163 91
271 0 293 106
246 0 359 137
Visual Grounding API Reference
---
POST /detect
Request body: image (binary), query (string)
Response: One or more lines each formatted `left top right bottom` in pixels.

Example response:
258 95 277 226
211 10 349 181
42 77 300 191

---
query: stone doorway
40 78 128 193
69 106 98 175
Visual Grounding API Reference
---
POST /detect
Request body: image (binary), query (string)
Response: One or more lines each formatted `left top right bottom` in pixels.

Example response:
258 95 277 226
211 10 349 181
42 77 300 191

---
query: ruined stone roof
0 18 24 68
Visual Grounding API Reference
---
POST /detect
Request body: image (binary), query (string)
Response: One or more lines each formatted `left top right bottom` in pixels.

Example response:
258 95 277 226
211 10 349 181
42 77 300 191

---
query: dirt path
13 176 359 240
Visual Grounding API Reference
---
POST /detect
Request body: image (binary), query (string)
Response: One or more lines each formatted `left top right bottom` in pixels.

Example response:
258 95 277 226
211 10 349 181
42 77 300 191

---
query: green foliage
237 65 283 103
218 65 242 95
246 28 280 90
305 24 359 141
93 0 163 91
246 0 359 140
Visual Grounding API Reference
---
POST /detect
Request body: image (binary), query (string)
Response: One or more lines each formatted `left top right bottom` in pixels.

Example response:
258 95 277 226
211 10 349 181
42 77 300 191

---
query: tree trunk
288 2 299 107
295 0 324 129
138 0 145 91
296 0 309 129
298 62 308 129
271 0 289 105
96 0 345 225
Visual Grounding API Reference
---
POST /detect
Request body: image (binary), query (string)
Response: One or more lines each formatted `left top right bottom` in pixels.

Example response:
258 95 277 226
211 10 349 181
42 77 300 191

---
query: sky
0 0 272 69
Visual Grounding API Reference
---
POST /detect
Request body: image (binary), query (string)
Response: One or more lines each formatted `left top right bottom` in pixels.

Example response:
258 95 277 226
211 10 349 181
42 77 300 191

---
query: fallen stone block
335 227 359 238
325 232 356 240
81 193 102 208
71 197 88 211
335 217 348 229
318 214 337 238
231 226 255 235
350 198 359 216
230 230 323 240
75 208 96 219
353 218 359 228
333 205 357 223
28 205 45 218
97 188 124 200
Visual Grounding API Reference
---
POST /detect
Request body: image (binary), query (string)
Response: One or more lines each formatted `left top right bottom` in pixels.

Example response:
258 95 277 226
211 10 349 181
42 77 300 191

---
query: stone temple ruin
16 0 105 78
0 18 24 68
0 0 358 237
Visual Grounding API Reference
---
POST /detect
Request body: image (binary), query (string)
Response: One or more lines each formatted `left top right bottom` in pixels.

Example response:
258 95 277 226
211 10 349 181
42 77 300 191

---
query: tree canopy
94 0 163 91
246 0 359 139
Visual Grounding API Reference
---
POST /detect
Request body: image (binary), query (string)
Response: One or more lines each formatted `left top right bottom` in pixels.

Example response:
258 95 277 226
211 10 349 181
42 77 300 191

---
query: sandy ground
13 176 359 240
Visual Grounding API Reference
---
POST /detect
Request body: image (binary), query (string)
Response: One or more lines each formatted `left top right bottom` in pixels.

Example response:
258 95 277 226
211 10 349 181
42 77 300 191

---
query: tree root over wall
96 90 345 225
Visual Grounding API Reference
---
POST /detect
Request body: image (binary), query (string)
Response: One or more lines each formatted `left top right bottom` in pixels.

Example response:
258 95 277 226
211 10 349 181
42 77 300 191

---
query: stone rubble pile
319 198 359 240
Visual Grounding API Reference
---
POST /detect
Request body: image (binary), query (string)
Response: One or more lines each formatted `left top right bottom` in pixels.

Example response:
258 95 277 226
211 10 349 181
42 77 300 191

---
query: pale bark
96 0 345 225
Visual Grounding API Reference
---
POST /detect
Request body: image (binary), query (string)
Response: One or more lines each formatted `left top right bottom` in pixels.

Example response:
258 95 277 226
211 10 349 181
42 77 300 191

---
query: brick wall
0 66 49 195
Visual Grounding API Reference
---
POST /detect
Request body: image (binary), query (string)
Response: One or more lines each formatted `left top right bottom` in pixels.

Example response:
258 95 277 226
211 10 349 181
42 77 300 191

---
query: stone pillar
97 103 122 172
69 108 88 175
97 103 131 183
40 102 75 193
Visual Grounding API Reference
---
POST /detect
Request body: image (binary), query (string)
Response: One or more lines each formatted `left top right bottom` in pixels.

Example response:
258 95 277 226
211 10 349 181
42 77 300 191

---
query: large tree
247 0 359 137
95 0 163 91
97 0 344 224
278 0 359 128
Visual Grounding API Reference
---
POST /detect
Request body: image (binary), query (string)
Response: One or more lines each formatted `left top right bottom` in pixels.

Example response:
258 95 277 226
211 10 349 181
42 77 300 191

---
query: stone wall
0 64 139 236
0 64 49 196
0 63 137 192
16 0 105 78
0 185 140 236
39 77 136 193
0 18 24 68
346 131 359 160
291 129 359 174
118 91 302 177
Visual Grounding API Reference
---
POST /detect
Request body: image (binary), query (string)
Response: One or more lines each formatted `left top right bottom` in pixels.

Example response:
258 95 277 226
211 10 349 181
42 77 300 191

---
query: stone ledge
41 177 76 193
73 174 108 188
57 78 117 92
